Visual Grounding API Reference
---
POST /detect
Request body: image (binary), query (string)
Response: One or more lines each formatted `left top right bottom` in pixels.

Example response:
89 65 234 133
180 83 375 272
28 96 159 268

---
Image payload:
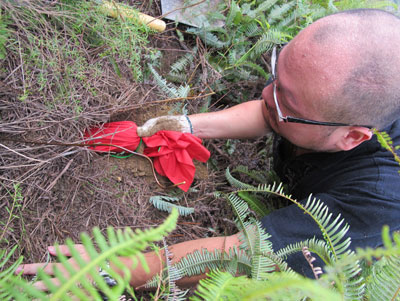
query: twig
116 91 216 112
0 137 183 190
0 143 48 163
45 159 74 192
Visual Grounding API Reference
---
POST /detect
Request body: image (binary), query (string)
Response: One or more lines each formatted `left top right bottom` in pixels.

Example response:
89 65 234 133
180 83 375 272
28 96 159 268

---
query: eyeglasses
268 46 372 128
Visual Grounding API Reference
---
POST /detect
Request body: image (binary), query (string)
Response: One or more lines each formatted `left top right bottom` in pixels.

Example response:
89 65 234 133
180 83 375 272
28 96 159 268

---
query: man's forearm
118 233 241 289
190 100 271 139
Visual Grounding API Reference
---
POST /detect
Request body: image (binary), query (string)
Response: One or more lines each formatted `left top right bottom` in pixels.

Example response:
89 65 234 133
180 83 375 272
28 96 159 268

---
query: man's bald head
289 9 400 130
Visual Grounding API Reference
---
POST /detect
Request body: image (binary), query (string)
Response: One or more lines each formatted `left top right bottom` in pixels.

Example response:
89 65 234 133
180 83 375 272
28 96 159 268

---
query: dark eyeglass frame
268 46 373 129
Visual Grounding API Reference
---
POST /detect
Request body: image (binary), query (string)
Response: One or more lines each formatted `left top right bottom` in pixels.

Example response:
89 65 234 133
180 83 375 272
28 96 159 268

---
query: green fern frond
177 85 190 99
276 10 298 29
0 13 10 60
232 165 268 183
226 167 255 189
241 272 342 301
191 270 252 301
366 255 400 300
237 191 270 217
268 2 297 25
174 247 252 279
0 246 25 301
253 0 279 16
374 129 400 167
193 269 342 301
149 65 190 99
301 196 351 259
276 238 334 266
241 62 269 80
166 71 188 84
325 226 400 300
150 195 194 216
225 166 270 217
226 0 241 27
241 22 262 38
162 239 189 301
260 251 292 274
251 221 275 280
224 193 255 253
187 28 230 49
242 184 350 262
169 46 198 75
26 209 179 300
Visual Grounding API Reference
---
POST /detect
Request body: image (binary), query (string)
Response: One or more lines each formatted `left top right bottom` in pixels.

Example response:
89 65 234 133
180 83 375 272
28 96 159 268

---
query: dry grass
0 5 270 297
0 0 239 267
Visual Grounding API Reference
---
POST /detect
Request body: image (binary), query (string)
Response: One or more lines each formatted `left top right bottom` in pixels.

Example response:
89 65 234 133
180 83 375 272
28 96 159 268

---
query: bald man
19 9 400 289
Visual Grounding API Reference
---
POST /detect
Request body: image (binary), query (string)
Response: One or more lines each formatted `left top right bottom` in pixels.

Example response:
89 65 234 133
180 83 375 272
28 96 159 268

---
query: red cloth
84 121 140 153
143 131 210 191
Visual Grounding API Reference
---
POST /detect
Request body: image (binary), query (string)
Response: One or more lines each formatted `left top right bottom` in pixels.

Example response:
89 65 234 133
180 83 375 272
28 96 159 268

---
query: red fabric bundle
143 131 210 191
84 121 140 153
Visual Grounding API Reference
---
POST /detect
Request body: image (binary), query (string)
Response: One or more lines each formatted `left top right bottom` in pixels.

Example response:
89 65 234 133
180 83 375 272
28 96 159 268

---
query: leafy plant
182 0 331 102
0 183 24 245
149 195 195 216
0 11 10 60
2 0 151 113
183 167 400 300
149 65 191 99
0 246 23 301
0 209 178 300
374 129 400 172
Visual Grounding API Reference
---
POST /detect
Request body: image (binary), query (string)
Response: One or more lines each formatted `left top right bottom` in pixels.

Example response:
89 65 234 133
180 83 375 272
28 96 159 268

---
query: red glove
143 131 210 191
84 121 140 153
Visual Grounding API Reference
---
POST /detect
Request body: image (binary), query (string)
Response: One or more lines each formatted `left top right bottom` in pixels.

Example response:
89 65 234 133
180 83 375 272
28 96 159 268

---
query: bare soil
0 0 271 295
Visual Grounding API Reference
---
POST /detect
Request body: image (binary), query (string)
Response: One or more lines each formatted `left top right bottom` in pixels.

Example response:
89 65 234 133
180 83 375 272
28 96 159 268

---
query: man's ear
335 127 373 151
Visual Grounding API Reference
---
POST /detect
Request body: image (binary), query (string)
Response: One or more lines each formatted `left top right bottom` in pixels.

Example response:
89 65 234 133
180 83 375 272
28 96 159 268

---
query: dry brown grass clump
0 1 268 274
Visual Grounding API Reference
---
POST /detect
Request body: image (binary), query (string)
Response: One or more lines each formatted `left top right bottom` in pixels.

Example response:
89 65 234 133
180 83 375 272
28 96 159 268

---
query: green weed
4 0 152 117
0 184 24 246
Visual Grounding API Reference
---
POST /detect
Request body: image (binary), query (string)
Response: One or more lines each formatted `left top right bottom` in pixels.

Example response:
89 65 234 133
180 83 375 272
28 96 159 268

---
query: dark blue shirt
261 119 400 277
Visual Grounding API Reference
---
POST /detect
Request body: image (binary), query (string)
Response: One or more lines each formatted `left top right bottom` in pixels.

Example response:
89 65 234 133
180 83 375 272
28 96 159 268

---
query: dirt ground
0 0 272 294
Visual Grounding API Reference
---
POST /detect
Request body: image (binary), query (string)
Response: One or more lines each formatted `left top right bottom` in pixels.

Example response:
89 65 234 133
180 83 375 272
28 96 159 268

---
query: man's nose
262 84 275 110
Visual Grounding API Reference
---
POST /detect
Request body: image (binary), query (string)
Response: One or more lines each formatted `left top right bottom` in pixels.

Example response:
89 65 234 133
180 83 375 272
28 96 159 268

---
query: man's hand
136 115 192 137
15 244 90 291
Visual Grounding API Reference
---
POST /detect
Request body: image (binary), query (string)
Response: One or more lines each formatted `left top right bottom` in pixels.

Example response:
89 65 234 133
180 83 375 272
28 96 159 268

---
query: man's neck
295 147 314 157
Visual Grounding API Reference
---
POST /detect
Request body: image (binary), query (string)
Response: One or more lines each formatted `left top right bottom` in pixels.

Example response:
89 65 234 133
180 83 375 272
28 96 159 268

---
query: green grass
4 0 152 115
0 184 24 246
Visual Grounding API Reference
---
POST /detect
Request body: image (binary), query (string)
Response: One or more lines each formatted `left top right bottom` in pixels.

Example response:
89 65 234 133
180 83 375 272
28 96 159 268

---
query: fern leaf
251 221 275 280
366 255 400 300
232 165 268 183
0 246 26 301
191 270 251 301
241 272 342 300
254 0 279 16
149 65 190 99
225 167 255 189
237 191 270 217
187 27 230 49
150 195 194 216
224 193 256 253
145 247 251 289
162 239 189 301
276 238 334 266
174 247 251 279
226 0 241 27
169 46 198 75
31 209 179 300
268 2 297 25
241 62 270 80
